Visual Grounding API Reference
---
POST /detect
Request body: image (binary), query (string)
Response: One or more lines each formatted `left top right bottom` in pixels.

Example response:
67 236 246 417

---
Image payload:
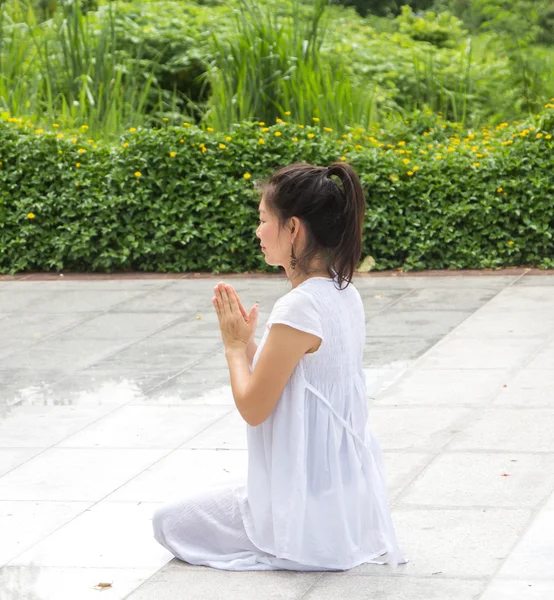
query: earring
290 245 297 270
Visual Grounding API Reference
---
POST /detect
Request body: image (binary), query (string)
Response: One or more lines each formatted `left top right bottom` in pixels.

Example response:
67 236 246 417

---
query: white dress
152 276 406 571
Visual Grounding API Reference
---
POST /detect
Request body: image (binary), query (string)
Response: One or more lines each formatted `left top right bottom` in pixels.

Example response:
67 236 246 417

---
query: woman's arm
246 338 258 368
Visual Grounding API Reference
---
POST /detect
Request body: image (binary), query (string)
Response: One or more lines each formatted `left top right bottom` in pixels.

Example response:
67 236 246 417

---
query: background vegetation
0 0 553 273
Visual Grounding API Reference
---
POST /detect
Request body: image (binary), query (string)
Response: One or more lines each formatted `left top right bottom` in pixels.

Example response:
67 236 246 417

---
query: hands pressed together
212 282 259 351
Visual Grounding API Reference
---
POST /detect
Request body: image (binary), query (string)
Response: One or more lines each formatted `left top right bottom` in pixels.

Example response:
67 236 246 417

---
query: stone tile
27 290 148 313
303 575 485 600
451 310 554 338
527 339 554 370
58 405 232 449
27 374 160 408
449 408 554 452
125 565 321 600
374 368 507 406
492 370 554 407
0 279 171 290
88 338 219 372
138 383 235 407
366 310 470 338
0 339 131 372
0 291 58 313
9 501 171 569
398 453 554 508
485 287 554 312
515 277 554 287
0 565 153 600
0 501 89 565
52 312 182 341
389 287 501 312
182 411 247 450
353 276 517 290
497 509 554 579
355 508 532 578
0 448 166 501
0 338 32 361
0 312 102 342
106 448 247 502
0 449 44 478
364 337 441 367
110 289 208 313
480 580 554 600
382 452 432 501
416 336 542 370
369 407 471 452
364 364 414 401
0 405 119 448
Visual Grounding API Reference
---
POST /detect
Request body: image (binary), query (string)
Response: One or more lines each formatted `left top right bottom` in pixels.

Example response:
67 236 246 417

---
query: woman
152 162 406 571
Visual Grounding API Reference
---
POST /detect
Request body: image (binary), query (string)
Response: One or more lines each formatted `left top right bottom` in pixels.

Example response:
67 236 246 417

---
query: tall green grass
202 0 378 131
0 0 168 139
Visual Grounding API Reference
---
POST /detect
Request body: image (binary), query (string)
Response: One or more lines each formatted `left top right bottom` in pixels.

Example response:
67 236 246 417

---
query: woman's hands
213 282 258 351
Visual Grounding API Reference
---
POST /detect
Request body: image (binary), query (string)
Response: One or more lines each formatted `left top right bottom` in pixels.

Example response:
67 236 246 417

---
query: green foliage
397 5 467 48
1 104 554 274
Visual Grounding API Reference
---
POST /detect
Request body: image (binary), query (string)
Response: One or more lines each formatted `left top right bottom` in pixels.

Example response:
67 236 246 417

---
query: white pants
152 484 342 572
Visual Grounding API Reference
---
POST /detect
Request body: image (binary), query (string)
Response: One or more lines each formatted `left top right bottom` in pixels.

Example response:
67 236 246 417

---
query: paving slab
0 272 553 600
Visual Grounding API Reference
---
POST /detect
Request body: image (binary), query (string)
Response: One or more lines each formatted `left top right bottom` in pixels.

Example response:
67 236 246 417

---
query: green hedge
1 107 553 274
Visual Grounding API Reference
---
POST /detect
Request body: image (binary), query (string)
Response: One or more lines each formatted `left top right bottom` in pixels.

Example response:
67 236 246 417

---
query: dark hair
257 162 366 290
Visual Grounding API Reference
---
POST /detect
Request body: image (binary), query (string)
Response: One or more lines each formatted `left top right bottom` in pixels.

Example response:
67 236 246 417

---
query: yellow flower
292 137 298 142
355 145 363 150
284 111 291 116
180 139 184 143
56 133 64 139
162 118 169 122
397 141 406 147
428 144 434 149
134 171 142 178
78 148 86 154
435 154 443 160
312 117 320 122
262 127 270 132
298 125 304 129
342 134 348 139
129 127 137 133
537 133 543 139
81 125 89 130
71 138 77 143
183 122 191 127
402 158 410 164
258 139 265 144
545 135 552 140
274 131 281 137
497 187 503 193
123 142 129 148
508 241 514 245
87 139 94 144
207 127 214 132
324 127 333 132
413 166 420 171
201 147 207 153
170 151 177 157
390 174 399 181
75 163 81 168
58 150 62 154
473 162 480 167
407 171 414 176
53 124 59 128
199 143 205 148
75 183 79 188
259 122 265 126
27 212 35 219
225 136 232 141
276 118 283 123
420 150 428 155
339 156 346 161
218 144 226 149
307 133 315 139
35 129 44 134
243 173 251 179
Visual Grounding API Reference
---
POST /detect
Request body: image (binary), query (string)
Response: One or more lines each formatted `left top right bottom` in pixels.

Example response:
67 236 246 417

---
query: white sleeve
267 290 324 341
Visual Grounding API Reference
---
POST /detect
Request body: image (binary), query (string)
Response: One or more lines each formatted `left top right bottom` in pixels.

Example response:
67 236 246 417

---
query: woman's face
256 196 295 269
